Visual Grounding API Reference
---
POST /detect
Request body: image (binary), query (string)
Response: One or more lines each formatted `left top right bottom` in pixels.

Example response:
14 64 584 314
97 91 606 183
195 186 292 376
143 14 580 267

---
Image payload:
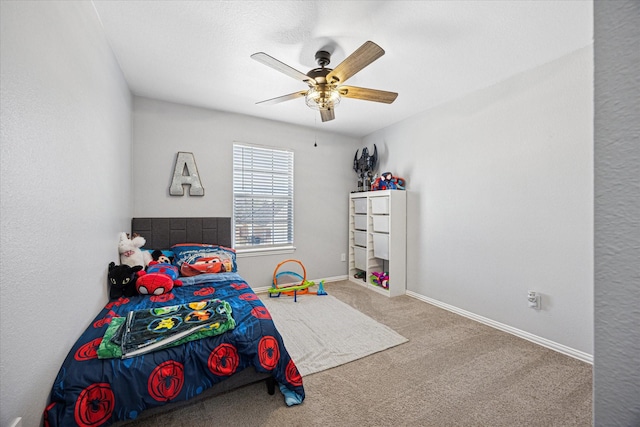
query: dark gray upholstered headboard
131 217 232 249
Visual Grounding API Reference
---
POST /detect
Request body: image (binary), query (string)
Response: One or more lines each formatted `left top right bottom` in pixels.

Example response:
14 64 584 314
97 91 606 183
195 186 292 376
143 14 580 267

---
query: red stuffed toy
136 262 182 296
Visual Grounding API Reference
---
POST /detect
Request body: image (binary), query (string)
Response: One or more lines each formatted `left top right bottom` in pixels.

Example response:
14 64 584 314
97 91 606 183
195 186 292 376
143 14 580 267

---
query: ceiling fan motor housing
315 50 331 67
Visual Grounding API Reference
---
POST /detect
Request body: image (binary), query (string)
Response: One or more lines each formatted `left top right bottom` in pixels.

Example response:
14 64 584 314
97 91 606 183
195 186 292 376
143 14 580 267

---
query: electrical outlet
527 291 541 310
341 253 346 262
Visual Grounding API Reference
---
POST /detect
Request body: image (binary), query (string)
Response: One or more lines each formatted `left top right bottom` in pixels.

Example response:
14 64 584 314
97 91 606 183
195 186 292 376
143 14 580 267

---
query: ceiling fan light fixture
252 41 396 122
305 85 340 110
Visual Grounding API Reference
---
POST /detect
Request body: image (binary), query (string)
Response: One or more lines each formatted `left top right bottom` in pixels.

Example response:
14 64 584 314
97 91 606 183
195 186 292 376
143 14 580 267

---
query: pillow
171 244 237 273
180 258 225 277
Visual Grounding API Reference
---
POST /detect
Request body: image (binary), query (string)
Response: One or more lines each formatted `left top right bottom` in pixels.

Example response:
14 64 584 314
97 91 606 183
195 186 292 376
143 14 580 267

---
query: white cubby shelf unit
348 190 407 297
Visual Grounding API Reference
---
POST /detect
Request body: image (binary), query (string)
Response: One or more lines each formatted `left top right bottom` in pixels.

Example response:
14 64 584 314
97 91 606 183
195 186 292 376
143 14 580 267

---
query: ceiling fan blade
326 41 385 85
320 108 335 122
251 52 314 85
256 91 307 105
339 86 398 104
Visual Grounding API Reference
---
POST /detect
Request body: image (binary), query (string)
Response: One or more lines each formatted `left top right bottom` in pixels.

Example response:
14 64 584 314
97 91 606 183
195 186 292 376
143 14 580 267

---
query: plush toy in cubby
370 271 389 289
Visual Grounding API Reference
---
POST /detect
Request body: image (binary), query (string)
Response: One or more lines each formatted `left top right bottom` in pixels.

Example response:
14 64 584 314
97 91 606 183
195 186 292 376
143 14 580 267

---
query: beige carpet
261 293 408 376
123 280 593 427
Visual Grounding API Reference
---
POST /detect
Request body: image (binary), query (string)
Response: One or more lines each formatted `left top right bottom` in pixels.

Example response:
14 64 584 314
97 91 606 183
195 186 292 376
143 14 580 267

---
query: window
233 143 294 252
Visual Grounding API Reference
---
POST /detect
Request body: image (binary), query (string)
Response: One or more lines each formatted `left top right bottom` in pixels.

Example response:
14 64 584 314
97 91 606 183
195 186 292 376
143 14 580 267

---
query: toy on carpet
118 232 152 268
268 259 327 302
136 261 183 296
370 271 389 289
108 262 143 299
371 172 405 191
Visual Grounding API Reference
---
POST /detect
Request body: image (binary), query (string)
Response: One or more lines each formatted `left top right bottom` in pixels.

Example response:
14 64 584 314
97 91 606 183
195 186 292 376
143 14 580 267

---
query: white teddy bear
118 232 152 268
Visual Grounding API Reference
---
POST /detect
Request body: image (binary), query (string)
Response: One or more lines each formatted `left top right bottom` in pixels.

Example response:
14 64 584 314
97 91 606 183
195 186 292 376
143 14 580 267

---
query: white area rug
261 294 408 376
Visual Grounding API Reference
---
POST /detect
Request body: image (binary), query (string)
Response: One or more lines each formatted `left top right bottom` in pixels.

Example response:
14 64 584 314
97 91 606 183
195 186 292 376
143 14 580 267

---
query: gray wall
363 46 594 358
0 2 133 427
132 97 361 287
594 1 640 425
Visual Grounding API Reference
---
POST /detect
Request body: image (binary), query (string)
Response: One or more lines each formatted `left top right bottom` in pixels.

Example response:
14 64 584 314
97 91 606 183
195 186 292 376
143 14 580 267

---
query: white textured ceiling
92 0 592 138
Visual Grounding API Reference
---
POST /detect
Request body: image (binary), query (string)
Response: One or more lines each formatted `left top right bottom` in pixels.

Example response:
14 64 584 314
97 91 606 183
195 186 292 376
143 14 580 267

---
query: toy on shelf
370 271 389 289
353 144 378 192
353 270 366 282
371 172 405 191
268 259 327 302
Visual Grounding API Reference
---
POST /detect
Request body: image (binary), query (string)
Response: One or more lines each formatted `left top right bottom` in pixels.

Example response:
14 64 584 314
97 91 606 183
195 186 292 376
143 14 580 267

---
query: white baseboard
405 290 593 364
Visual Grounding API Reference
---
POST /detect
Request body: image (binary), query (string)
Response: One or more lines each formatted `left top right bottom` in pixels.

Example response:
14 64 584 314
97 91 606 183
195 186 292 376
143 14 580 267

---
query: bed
44 217 304 427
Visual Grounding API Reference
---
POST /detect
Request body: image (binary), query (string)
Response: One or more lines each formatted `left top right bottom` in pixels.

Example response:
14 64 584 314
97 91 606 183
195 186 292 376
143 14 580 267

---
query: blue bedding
44 273 304 427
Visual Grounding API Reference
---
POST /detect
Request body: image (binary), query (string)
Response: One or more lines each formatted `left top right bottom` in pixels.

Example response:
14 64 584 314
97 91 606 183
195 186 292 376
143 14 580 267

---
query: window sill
236 246 296 258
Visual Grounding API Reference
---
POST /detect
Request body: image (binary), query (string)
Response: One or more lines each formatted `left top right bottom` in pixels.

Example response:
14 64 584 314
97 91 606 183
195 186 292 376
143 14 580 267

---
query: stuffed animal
151 249 172 265
108 262 143 299
370 271 389 289
136 263 183 296
371 172 406 191
118 232 152 268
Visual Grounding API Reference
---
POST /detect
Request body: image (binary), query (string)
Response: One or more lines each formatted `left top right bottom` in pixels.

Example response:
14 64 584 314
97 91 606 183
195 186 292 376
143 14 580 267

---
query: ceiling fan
251 41 398 122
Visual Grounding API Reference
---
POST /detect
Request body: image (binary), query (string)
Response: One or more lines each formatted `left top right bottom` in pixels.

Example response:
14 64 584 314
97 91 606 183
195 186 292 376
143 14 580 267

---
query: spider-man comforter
44 272 304 427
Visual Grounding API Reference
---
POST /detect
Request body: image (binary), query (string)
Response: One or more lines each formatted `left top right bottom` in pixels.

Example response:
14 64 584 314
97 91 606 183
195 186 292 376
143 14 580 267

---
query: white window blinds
233 143 294 249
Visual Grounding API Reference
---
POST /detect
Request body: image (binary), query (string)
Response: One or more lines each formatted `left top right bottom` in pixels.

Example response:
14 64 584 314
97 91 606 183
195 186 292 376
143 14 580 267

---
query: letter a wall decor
169 152 205 196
